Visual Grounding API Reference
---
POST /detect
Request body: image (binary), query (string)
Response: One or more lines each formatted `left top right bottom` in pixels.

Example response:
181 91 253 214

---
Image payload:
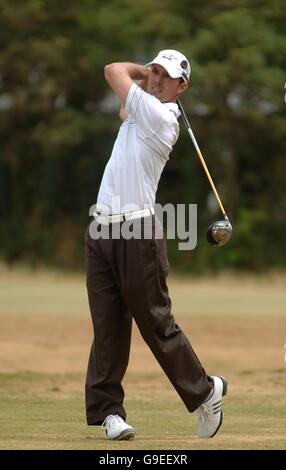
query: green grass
0 371 285 450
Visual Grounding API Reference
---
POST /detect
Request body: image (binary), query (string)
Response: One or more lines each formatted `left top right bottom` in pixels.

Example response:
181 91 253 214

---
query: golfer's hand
138 68 149 91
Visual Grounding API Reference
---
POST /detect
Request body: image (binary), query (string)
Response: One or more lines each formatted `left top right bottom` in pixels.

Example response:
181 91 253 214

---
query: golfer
85 49 227 440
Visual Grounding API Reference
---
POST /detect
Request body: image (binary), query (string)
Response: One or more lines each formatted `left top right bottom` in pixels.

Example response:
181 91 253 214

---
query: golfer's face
147 64 181 102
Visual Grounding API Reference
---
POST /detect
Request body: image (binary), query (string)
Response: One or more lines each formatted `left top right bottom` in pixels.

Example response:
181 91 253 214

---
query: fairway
0 265 285 450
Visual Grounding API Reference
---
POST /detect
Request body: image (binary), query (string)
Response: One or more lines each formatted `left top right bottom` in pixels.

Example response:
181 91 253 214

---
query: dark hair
179 77 187 84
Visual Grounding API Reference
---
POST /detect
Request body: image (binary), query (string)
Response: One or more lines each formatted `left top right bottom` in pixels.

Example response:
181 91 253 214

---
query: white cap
146 49 191 82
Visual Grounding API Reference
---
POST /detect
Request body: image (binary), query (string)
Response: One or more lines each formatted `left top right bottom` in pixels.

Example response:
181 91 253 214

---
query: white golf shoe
196 376 228 438
102 414 135 440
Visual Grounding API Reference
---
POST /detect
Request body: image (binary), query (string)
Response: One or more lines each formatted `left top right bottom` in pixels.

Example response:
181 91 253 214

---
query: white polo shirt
96 83 180 214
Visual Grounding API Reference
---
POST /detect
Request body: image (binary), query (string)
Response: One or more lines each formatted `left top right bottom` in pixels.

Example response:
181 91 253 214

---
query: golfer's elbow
104 63 120 82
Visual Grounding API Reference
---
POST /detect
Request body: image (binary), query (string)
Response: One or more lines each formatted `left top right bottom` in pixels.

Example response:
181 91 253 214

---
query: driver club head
207 220 232 246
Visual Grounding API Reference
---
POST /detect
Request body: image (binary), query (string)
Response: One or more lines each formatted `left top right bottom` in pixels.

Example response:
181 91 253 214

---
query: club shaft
177 100 228 220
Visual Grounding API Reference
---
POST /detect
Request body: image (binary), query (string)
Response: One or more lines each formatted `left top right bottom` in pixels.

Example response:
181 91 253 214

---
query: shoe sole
210 376 228 438
113 429 135 441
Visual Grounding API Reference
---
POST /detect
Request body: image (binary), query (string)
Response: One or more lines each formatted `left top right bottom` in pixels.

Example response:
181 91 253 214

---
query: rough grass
0 373 285 450
0 265 285 449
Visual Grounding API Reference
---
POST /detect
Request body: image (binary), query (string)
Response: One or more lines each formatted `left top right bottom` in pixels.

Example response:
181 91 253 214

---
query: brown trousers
85 216 212 425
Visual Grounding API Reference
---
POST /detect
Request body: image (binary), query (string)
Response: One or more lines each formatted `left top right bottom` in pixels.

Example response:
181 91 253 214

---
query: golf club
177 99 232 246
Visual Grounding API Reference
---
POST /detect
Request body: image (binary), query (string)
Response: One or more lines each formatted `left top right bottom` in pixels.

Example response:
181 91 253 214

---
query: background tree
0 0 285 271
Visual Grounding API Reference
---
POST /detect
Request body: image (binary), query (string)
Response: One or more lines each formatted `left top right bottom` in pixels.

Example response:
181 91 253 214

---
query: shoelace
102 415 123 429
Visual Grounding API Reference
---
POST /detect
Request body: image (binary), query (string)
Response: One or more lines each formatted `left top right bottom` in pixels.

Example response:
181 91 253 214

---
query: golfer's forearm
104 62 149 106
105 62 148 81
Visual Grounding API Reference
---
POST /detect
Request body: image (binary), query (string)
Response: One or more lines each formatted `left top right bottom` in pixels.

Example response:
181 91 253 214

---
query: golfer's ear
178 81 188 96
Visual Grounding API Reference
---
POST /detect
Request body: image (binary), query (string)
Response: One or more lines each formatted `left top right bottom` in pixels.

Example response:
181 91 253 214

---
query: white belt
93 207 155 225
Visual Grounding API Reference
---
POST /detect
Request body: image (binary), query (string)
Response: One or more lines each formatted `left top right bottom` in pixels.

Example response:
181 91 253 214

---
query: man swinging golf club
85 49 228 440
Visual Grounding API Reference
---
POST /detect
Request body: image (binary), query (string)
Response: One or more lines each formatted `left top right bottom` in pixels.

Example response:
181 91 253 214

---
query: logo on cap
161 53 177 61
180 60 188 69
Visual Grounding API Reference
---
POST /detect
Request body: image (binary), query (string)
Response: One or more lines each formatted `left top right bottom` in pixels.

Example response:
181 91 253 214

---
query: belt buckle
93 212 109 225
